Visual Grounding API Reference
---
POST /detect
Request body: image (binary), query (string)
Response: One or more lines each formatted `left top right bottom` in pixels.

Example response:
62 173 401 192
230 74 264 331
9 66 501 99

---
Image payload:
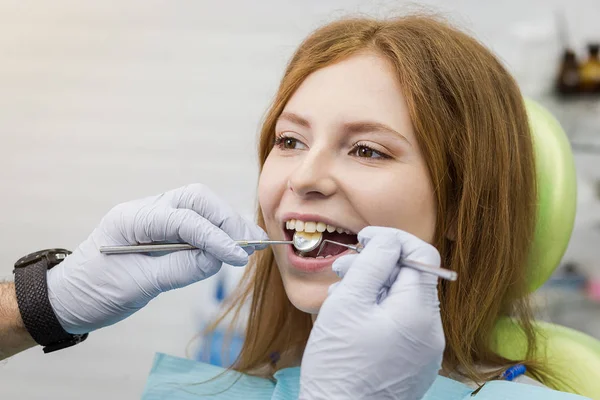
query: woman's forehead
279 53 414 140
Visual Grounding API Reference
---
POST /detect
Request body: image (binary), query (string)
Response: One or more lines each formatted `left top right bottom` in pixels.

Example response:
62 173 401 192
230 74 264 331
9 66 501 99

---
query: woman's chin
272 246 341 314
281 272 339 315
289 293 326 315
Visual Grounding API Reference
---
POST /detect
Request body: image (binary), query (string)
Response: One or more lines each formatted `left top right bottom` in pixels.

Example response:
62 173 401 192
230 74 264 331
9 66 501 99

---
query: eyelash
273 133 391 159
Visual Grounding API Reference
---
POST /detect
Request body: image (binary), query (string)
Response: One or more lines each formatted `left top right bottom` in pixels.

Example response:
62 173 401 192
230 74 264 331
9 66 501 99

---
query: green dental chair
492 99 600 399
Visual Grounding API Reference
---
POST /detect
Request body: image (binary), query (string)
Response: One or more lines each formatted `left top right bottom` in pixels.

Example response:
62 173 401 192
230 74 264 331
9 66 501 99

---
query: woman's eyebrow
277 112 311 128
345 121 412 146
277 112 411 146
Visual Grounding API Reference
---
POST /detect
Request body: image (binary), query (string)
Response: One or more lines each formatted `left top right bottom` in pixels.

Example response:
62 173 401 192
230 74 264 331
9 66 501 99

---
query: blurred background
1 0 599 398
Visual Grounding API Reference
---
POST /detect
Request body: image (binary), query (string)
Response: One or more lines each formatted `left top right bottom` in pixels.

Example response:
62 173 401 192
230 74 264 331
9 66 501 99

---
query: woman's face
258 52 436 314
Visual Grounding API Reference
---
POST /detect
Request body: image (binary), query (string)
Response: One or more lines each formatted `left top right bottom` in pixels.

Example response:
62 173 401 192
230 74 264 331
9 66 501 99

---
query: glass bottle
556 49 580 95
579 43 600 93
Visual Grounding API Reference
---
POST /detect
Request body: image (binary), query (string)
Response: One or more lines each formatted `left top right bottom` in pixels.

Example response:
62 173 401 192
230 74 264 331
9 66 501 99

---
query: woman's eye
275 135 307 150
351 144 388 159
282 137 298 149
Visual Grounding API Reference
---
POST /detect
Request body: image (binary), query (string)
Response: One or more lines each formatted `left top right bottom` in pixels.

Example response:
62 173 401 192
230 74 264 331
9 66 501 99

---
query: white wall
1 1 599 398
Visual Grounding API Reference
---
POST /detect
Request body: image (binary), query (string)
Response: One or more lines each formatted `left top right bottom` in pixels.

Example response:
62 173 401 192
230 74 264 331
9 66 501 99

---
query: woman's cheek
258 157 286 217
345 170 436 242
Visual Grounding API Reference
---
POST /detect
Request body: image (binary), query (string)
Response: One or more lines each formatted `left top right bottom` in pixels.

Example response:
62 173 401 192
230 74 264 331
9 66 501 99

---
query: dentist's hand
299 227 445 400
47 184 267 334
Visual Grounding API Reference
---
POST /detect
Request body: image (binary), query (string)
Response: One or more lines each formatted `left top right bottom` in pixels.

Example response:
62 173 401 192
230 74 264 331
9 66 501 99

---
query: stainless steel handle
99 240 294 255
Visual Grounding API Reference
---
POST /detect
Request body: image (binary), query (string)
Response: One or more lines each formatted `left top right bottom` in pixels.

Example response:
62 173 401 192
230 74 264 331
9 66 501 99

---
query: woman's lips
286 243 352 273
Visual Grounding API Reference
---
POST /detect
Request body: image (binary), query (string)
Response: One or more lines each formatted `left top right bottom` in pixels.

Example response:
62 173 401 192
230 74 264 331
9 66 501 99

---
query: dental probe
317 239 457 281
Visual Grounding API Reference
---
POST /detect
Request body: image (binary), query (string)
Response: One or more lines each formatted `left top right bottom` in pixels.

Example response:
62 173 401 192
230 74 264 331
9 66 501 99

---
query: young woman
212 14 569 392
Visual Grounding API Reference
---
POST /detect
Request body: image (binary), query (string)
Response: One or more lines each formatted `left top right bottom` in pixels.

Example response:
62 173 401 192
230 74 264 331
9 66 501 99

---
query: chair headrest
525 99 577 292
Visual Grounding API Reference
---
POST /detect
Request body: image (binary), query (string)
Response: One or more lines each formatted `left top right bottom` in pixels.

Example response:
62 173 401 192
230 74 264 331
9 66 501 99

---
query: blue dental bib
141 353 589 399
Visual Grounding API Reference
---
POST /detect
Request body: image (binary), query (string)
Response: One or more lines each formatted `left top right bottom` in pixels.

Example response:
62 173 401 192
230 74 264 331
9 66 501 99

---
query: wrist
0 282 24 328
0 282 37 359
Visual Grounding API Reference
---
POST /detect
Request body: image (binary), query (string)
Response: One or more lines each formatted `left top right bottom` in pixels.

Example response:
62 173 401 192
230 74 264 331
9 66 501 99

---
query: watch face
15 249 71 269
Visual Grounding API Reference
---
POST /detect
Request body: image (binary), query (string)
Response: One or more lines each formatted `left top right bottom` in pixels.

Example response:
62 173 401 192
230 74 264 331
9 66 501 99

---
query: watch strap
14 256 87 352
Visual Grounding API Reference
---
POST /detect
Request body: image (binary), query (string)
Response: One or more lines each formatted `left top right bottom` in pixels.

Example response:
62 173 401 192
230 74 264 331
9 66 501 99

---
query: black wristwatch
13 249 88 353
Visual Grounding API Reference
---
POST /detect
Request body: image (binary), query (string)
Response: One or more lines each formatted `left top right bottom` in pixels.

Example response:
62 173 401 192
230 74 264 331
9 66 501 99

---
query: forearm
0 282 37 360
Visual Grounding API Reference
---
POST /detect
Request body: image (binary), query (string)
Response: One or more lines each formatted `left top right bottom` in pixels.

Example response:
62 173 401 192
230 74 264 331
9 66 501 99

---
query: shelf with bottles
556 43 600 97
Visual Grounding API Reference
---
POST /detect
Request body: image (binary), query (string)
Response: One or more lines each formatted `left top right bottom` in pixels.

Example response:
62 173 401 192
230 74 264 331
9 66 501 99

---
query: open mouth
284 219 359 258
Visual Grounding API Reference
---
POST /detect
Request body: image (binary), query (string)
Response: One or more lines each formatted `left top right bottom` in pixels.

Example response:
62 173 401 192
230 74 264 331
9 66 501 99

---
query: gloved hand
47 184 267 334
299 226 445 400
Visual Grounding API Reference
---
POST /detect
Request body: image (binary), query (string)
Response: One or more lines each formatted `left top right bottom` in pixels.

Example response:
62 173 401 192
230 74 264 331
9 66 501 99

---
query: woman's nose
287 149 337 199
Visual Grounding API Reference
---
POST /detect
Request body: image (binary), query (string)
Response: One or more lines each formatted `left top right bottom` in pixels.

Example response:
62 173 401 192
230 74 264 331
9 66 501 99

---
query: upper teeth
286 219 351 234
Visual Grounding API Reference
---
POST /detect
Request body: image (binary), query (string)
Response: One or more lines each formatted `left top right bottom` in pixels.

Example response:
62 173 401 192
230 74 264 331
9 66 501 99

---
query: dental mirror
292 231 323 253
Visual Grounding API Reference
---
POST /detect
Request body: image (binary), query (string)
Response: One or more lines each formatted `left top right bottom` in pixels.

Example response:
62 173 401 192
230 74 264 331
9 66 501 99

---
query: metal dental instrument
98 233 320 255
317 239 457 281
291 231 323 252
99 240 292 255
